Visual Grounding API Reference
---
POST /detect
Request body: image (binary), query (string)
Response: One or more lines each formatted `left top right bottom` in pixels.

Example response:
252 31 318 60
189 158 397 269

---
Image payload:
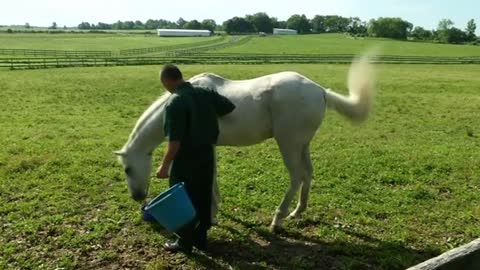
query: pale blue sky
1 0 478 32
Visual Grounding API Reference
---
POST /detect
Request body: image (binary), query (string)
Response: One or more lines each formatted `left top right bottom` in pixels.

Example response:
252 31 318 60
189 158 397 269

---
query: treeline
222 13 478 44
73 14 478 44
223 13 366 35
78 18 217 33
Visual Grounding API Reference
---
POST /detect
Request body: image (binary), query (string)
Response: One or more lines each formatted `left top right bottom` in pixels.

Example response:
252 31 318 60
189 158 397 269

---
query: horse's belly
216 101 272 146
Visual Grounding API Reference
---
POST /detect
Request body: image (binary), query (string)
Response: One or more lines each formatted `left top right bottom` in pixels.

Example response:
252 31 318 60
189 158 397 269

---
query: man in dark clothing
156 64 235 254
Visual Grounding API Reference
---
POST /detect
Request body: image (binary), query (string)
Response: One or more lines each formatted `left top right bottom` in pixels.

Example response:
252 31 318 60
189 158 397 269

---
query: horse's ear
113 150 126 156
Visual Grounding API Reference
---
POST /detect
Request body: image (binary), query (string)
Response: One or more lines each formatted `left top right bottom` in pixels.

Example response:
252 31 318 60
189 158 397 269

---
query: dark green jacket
164 82 235 146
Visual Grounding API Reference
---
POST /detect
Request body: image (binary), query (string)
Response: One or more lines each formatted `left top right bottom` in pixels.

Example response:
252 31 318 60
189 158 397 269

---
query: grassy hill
1 64 479 269
218 34 480 56
0 33 216 51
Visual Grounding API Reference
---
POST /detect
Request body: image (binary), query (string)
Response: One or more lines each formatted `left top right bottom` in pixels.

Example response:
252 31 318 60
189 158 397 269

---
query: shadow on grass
187 213 441 270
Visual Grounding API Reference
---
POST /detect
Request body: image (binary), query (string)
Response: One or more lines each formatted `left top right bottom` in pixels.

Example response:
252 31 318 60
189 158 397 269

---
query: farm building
273 28 298 35
157 29 211 37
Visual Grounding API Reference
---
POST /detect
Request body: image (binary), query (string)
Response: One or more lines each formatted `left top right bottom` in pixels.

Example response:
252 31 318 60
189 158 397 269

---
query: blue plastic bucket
144 183 196 232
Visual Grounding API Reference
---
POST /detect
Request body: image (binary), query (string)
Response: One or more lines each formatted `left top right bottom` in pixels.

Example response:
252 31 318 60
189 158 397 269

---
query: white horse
116 55 374 231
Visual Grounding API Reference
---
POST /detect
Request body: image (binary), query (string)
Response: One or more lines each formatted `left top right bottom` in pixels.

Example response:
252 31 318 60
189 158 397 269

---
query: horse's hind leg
270 139 305 232
289 146 313 219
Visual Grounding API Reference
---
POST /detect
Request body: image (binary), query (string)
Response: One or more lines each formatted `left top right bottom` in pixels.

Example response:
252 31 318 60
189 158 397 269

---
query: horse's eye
125 167 132 175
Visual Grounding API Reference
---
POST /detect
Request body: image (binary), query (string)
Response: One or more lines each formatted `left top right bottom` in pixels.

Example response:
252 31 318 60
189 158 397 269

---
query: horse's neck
125 96 170 155
127 114 166 154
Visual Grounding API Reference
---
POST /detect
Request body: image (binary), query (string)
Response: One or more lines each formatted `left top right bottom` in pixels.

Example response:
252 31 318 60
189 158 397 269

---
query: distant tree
50 22 57 29
184 20 202 30
466 19 477 41
438 19 454 32
324 15 350 32
223 17 255 34
446 27 468 44
7 28 13 33
411 26 433 40
78 22 91 29
436 19 469 43
134 20 144 29
123 21 135 29
112 20 122 29
286 14 311 34
25 23 30 29
145 19 157 29
368 17 412 39
201 19 216 33
271 17 287 29
96 22 112 29
177 18 187 28
246 12 274 33
311 15 326 33
63 25 67 29
348 17 367 35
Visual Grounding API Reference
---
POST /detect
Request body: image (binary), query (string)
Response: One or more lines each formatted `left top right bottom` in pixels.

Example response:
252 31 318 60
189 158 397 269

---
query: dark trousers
169 144 214 248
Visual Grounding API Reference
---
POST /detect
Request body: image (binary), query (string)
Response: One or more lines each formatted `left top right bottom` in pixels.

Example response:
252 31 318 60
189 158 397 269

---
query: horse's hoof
288 212 301 219
288 211 302 219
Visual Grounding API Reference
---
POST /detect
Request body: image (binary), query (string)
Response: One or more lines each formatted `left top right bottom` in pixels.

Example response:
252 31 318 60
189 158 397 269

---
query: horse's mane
123 92 171 150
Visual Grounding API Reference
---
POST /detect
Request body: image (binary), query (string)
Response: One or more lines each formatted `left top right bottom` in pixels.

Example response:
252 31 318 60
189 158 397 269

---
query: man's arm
157 97 187 179
157 141 180 178
212 91 236 117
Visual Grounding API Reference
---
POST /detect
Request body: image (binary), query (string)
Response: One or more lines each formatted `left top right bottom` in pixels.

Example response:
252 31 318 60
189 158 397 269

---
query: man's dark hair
161 64 183 81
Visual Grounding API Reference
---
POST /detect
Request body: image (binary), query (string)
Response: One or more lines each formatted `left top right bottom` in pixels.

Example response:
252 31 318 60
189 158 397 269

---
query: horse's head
115 149 152 202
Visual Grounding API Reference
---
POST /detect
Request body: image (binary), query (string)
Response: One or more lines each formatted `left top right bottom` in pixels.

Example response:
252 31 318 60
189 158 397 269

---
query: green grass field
0 33 215 51
218 34 480 56
1 63 479 269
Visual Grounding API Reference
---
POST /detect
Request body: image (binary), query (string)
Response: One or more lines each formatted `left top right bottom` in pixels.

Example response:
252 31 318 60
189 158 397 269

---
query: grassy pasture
217 34 480 56
0 33 216 51
0 64 479 269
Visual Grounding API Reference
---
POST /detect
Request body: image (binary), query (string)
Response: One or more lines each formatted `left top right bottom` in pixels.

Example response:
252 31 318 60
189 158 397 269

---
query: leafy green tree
466 19 477 41
25 23 30 29
50 22 57 29
246 12 274 33
324 15 350 32
446 27 468 43
368 17 412 39
311 15 326 33
201 19 216 33
411 26 433 40
177 18 187 28
78 22 91 29
436 19 469 43
223 17 255 34
184 20 202 30
286 14 311 34
112 20 123 30
348 17 367 35
134 20 144 29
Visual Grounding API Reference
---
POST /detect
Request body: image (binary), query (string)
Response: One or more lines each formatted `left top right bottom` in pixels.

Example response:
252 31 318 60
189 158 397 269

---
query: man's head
160 64 183 92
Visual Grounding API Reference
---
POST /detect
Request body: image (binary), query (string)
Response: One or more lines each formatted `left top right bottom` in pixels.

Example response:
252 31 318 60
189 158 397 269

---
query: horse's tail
325 55 375 123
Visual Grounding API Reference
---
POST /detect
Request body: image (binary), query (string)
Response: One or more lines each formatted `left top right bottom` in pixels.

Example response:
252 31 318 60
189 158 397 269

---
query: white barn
157 29 211 37
273 28 298 35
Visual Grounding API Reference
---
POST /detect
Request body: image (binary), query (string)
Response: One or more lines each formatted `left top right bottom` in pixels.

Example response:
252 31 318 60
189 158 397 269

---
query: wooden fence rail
118 36 226 56
0 48 112 57
2 54 480 70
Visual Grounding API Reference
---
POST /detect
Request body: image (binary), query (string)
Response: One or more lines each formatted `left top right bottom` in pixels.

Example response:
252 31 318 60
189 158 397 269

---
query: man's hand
156 141 181 179
156 165 169 179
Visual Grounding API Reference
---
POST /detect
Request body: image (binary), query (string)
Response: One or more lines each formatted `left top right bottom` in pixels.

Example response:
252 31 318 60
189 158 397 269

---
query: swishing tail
325 54 375 123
